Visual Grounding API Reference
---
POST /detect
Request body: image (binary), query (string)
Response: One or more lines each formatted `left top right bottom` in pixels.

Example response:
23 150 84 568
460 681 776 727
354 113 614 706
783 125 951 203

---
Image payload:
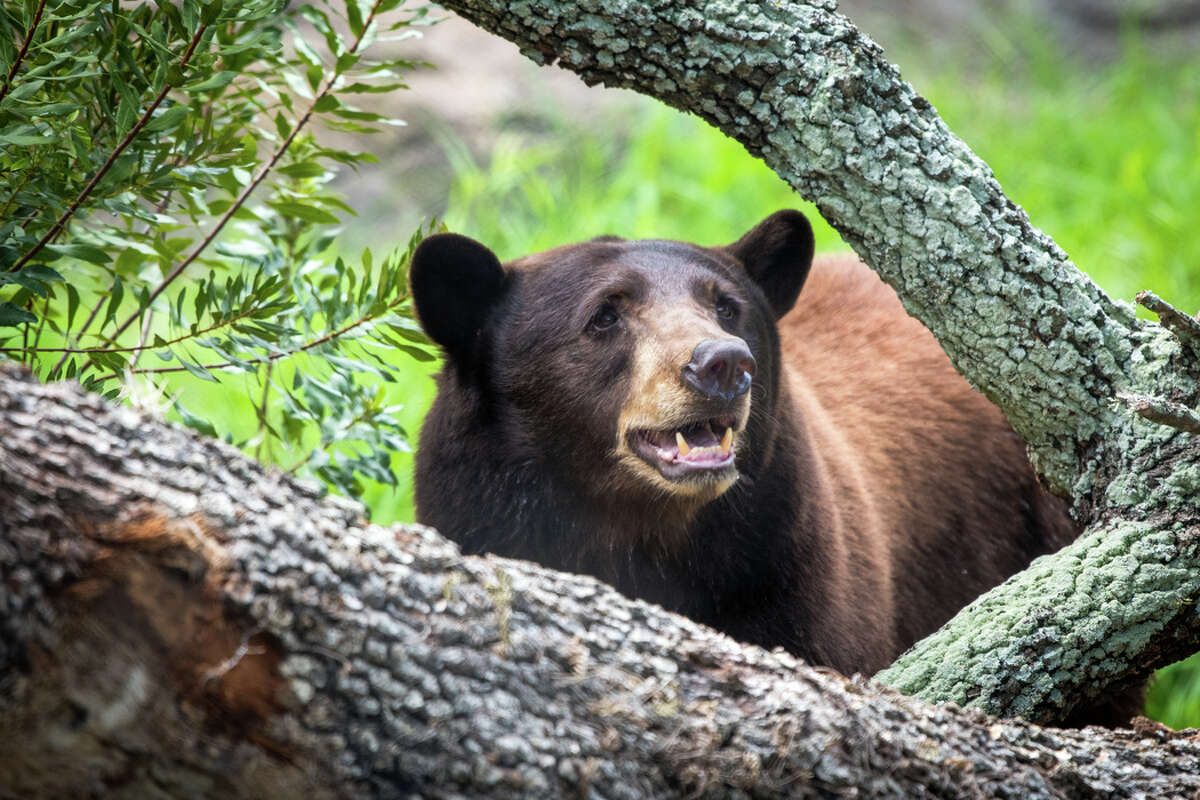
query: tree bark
2 363 1200 798
434 0 1200 724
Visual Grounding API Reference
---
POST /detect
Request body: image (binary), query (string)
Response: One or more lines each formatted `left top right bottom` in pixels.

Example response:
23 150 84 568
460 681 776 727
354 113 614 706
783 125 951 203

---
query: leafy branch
87 0 392 367
0 0 46 105
93 269 418 383
6 23 210 275
1 297 273 355
0 0 440 504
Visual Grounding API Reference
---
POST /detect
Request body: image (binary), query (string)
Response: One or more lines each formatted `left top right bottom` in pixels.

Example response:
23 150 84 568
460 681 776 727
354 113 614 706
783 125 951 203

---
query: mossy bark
432 0 1200 722
3 365 1200 798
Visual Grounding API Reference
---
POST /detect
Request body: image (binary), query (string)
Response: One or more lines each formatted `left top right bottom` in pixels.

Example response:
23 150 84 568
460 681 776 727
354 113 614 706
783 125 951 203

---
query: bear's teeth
720 427 733 453
676 431 692 456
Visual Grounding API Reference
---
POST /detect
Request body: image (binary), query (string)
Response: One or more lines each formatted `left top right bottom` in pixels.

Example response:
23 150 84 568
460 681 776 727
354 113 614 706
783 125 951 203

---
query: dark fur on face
412 212 810 529
410 211 1088 694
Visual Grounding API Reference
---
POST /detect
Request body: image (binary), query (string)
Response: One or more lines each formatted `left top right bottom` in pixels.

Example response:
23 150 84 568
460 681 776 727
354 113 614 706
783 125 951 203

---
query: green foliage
0 0 437 499
1147 650 1200 730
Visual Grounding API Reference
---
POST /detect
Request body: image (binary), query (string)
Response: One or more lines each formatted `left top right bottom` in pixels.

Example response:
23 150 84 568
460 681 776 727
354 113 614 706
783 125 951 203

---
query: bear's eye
715 297 737 320
588 303 621 334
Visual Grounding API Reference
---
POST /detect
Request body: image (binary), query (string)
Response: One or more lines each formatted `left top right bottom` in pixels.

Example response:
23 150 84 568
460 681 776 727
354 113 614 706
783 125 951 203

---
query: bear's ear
723 210 815 319
410 233 507 364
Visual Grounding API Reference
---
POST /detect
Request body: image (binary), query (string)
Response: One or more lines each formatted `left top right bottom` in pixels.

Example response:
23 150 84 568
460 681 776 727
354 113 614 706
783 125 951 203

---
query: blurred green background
163 5 1200 727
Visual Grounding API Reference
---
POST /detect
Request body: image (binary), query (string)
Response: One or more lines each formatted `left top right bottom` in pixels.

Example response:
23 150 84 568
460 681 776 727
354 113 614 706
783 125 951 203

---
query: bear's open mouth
627 416 738 480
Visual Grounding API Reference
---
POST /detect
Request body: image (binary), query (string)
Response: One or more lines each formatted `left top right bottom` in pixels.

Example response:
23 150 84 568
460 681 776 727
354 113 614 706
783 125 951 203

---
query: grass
158 17 1200 727
912 38 1200 312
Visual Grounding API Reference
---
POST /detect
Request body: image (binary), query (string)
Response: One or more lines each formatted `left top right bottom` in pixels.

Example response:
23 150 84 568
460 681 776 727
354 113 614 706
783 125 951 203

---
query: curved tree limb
3 364 1200 798
436 0 1153 493
433 0 1200 722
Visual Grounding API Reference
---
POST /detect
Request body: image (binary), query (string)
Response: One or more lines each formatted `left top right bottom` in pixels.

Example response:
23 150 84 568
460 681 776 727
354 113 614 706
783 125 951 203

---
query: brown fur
410 211 1086 689
778 256 1076 662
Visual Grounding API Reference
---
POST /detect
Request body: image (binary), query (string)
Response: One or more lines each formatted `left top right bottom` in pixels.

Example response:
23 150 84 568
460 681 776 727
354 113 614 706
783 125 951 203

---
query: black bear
409 210 1077 677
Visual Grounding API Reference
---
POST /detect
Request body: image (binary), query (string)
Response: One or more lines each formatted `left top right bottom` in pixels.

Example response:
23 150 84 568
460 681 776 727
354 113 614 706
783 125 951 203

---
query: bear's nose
682 338 756 403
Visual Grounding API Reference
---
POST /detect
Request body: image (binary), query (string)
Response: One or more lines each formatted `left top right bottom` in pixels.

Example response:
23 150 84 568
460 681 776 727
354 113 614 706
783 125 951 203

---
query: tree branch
1117 391 1200 434
6 24 209 275
3 363 1200 798
0 0 47 105
432 0 1200 724
88 284 410 383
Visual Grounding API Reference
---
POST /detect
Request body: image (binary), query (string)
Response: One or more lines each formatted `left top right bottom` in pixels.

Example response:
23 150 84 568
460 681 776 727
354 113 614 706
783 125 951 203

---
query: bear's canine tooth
720 426 733 453
676 431 692 456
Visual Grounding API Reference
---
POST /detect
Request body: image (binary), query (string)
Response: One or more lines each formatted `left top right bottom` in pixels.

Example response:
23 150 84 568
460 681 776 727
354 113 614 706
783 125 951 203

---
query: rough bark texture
3 364 1200 798
435 0 1200 724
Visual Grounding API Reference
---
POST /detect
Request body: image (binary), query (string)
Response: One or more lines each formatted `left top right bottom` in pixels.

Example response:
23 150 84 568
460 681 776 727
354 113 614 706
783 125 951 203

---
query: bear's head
410 210 814 510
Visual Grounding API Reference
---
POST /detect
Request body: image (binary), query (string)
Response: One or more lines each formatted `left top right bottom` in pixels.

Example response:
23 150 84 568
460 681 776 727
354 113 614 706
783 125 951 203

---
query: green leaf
269 201 340 224
293 33 323 68
44 243 111 265
315 148 379 165
390 340 436 362
5 79 45 103
281 69 312 100
18 102 79 117
115 247 147 274
0 302 37 327
0 271 48 298
181 358 219 382
186 71 238 93
339 81 408 94
144 104 190 132
322 119 380 135
305 7 343 56
333 107 402 124
66 284 81 331
200 0 224 25
386 322 432 345
346 0 365 38
306 64 324 92
116 89 138 132
103 276 124 329
277 161 327 179
312 94 340 113
183 0 200 29
0 126 55 146
91 350 128 374
174 399 219 436
173 288 187 327
21 265 64 282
